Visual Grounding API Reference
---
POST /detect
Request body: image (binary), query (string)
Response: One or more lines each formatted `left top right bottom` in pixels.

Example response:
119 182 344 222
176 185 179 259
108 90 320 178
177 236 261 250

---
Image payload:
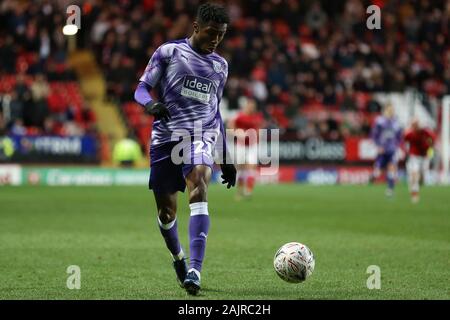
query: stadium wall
2 135 383 165
2 164 443 187
5 135 99 164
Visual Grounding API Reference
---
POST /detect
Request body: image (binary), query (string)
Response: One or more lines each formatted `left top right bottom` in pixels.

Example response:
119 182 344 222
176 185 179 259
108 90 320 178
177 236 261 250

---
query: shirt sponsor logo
181 75 213 103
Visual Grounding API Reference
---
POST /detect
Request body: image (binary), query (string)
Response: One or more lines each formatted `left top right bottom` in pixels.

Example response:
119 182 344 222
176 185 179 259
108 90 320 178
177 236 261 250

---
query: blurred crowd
84 0 449 140
0 0 76 79
0 0 449 142
0 0 95 137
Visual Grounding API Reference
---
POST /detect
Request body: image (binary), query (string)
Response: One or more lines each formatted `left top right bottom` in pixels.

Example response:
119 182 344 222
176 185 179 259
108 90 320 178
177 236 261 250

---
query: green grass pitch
0 184 449 300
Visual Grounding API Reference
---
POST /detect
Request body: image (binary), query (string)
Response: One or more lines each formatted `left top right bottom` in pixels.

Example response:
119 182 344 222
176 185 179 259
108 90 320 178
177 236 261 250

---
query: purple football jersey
139 38 228 150
371 115 403 153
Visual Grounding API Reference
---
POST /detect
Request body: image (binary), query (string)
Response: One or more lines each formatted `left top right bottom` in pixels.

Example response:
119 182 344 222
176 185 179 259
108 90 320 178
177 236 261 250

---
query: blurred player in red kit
229 97 265 199
404 118 436 203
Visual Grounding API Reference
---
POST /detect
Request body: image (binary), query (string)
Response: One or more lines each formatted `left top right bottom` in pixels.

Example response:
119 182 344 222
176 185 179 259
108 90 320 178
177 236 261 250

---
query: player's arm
425 129 436 146
395 126 404 161
370 119 383 153
134 45 171 121
218 110 236 189
216 64 236 189
425 129 436 158
135 82 170 122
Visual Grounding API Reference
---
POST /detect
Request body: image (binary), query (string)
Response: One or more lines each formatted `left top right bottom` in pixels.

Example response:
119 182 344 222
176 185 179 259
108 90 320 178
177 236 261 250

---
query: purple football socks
158 217 182 259
188 202 210 272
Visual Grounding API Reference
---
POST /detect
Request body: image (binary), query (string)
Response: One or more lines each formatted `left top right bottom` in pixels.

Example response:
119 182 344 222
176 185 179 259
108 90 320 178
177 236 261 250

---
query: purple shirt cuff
134 81 153 106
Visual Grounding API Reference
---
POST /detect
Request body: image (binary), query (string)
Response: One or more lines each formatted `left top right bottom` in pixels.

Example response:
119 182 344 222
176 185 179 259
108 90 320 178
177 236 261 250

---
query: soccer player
404 119 435 203
229 97 264 199
370 103 403 197
134 3 236 295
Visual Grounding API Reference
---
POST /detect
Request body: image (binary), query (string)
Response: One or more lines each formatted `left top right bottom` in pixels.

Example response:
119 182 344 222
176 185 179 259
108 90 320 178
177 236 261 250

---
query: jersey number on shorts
193 141 211 155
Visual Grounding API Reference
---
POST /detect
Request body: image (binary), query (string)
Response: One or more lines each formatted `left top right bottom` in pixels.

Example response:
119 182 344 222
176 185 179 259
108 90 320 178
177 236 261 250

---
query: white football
273 242 315 283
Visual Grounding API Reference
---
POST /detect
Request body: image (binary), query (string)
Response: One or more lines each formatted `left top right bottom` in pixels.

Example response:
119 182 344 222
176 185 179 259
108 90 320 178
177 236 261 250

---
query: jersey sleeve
134 81 153 107
139 44 173 87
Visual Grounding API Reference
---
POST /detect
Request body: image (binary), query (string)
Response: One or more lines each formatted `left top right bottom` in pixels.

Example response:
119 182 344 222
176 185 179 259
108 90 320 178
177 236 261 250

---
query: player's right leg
370 156 383 184
407 156 421 203
149 144 189 287
183 164 213 295
244 144 258 197
421 157 431 186
244 163 257 197
382 151 398 197
235 143 246 200
386 162 397 197
153 191 188 286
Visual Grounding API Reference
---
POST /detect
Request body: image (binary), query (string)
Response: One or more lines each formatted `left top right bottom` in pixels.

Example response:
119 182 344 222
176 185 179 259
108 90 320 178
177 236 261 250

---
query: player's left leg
245 163 257 196
370 155 383 184
244 143 258 197
154 191 189 285
386 161 397 197
149 154 189 287
183 164 212 295
154 192 181 256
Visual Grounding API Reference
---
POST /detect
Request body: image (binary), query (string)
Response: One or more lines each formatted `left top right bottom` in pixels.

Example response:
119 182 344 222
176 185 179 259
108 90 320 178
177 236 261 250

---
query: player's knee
187 166 210 202
189 179 208 202
158 207 176 224
387 165 396 174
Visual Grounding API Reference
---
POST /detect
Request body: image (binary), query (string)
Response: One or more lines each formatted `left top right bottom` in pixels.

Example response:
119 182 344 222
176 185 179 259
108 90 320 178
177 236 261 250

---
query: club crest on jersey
181 75 213 103
213 60 223 73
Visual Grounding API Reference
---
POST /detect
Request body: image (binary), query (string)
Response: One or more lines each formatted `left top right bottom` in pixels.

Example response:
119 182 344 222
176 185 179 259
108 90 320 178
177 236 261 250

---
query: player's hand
377 146 384 154
220 163 237 189
144 101 171 122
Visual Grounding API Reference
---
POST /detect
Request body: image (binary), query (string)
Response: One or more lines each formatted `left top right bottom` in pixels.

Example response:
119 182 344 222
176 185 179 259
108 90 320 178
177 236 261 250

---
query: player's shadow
183 287 225 298
200 287 224 293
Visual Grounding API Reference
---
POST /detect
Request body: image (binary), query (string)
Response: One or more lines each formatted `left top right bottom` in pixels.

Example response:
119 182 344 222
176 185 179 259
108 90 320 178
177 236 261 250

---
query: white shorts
407 155 430 174
232 143 258 165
